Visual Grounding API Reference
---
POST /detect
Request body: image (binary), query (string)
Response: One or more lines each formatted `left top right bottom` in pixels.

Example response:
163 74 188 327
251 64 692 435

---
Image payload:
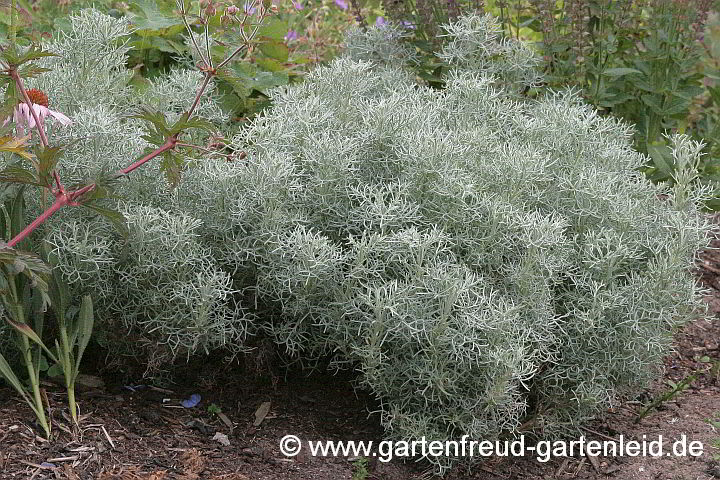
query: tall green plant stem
6 281 50 437
58 324 77 422
20 333 49 436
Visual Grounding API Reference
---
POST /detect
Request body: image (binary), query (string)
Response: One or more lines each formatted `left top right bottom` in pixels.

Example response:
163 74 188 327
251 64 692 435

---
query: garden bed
1 236 720 480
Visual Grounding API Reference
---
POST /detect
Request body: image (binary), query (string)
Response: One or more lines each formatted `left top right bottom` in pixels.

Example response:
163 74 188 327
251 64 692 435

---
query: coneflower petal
25 105 40 129
20 103 34 129
48 109 72 126
6 91 72 131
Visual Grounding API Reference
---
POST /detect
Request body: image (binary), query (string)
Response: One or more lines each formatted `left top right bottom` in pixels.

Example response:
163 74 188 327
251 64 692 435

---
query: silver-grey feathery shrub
170 14 712 472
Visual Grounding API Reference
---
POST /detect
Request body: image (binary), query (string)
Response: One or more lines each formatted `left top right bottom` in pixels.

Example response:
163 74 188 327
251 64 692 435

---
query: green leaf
255 57 286 73
130 35 185 53
169 113 215 135
0 351 32 405
16 64 52 79
8 184 26 242
0 135 33 160
47 362 63 378
5 318 57 364
630 78 655 93
708 86 720 107
43 243 70 321
647 143 675 177
34 145 64 186
259 38 289 63
132 107 172 144
128 71 153 94
257 18 289 41
231 62 289 93
0 165 43 187
602 67 642 77
641 94 666 116
73 295 94 377
0 82 19 118
128 0 183 36
596 92 635 108
0 248 51 294
2 45 57 67
663 95 691 116
216 69 251 99
37 354 49 372
160 151 184 188
675 84 704 99
216 91 246 116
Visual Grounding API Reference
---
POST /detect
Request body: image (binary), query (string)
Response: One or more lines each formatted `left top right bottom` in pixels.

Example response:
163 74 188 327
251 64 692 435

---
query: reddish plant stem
7 125 179 246
8 195 66 248
183 20 208 67
7 181 96 248
187 73 214 119
176 141 234 160
9 68 49 148
120 135 178 176
52 170 64 191
7 134 177 246
176 141 215 154
216 43 250 70
68 183 96 203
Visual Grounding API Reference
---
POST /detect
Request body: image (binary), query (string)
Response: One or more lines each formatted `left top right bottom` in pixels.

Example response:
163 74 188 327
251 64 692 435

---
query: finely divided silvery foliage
173 14 710 471
33 9 134 112
4 10 712 470
344 23 419 66
437 14 543 91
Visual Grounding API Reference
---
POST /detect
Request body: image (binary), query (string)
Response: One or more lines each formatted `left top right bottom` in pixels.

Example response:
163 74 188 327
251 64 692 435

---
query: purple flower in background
243 1 256 14
292 0 304 9
375 16 388 27
334 0 348 9
285 30 298 41
401 20 416 29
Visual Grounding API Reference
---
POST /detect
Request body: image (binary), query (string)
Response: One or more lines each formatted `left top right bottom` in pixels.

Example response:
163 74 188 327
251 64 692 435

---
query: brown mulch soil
3 231 720 479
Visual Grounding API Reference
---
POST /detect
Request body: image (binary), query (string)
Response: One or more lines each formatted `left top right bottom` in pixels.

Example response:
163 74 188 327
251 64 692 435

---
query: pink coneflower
5 89 72 130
